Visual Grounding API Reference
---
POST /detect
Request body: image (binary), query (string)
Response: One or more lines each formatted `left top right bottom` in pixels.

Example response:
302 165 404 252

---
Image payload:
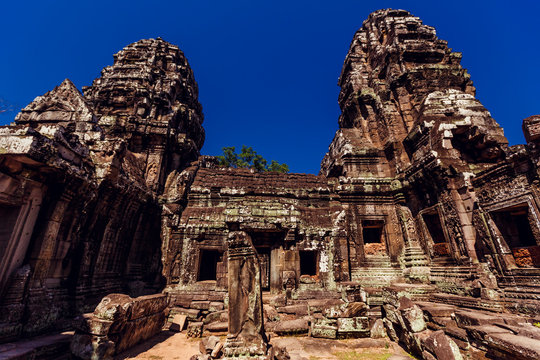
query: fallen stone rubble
70 293 168 359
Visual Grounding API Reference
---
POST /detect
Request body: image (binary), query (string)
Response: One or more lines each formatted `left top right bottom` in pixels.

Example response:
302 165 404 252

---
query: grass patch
333 350 392 360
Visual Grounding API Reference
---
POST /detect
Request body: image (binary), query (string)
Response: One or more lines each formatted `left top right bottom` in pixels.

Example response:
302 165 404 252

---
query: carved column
223 231 267 359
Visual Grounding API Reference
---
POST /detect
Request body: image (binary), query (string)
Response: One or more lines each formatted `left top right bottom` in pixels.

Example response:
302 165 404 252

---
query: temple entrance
362 220 386 256
0 204 20 264
490 204 540 268
299 250 317 276
250 231 285 292
198 249 222 281
421 210 451 259
257 248 271 290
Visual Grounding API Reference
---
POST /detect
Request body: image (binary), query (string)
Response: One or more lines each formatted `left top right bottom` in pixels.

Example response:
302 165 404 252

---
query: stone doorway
197 249 223 281
250 231 286 292
362 220 387 256
421 209 451 260
490 204 540 268
257 247 271 290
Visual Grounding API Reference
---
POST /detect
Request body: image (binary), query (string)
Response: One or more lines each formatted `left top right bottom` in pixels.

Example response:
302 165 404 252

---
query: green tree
216 145 289 173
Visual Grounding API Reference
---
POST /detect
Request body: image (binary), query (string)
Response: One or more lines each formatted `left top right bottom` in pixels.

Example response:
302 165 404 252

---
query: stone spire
84 38 205 191
321 9 506 177
84 38 205 156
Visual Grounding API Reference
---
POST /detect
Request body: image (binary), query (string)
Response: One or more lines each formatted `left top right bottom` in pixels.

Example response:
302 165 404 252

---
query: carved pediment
15 79 96 125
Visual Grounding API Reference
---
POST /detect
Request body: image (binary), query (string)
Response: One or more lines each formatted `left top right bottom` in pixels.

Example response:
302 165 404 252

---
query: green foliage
216 145 289 173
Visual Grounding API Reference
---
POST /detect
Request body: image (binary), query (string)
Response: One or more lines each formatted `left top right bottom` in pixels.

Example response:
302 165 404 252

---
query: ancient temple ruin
1 8 540 360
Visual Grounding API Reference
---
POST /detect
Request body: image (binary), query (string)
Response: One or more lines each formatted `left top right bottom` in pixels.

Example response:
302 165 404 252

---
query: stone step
430 292 504 312
0 331 73 360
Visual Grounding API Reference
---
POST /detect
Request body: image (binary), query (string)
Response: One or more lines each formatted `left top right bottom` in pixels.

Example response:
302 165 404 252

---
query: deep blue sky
1 1 539 174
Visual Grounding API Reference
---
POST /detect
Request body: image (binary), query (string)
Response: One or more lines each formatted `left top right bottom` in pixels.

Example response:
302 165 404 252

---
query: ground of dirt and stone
115 331 414 360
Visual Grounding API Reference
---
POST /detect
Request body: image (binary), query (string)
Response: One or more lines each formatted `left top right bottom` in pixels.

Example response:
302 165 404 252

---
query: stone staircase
402 245 429 267
429 265 476 283
350 256 404 286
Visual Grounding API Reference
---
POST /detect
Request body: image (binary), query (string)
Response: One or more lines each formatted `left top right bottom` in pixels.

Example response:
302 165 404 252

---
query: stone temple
1 8 540 360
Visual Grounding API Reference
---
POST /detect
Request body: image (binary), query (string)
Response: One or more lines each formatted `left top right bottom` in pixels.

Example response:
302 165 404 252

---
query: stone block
74 314 113 336
169 314 187 332
263 304 279 322
211 341 223 358
485 332 540 359
311 323 337 339
370 319 386 338
171 294 193 308
307 299 344 313
273 319 309 335
93 294 132 321
191 301 211 310
454 310 502 327
187 322 204 338
416 302 456 318
208 302 224 312
465 324 511 342
337 317 370 338
277 304 308 316
523 115 540 143
203 310 227 324
269 294 287 308
322 304 346 319
129 294 168 320
115 311 165 353
400 304 426 333
200 335 220 354
383 318 398 342
171 307 201 320
205 321 228 332
430 317 456 327
423 330 463 360
343 302 368 317
70 333 115 360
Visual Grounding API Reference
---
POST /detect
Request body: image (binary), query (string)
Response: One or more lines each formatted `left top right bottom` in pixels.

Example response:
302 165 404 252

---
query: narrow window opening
198 250 221 281
300 251 317 276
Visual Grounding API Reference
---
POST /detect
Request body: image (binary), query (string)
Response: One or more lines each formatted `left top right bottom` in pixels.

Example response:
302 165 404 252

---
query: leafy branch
216 145 289 173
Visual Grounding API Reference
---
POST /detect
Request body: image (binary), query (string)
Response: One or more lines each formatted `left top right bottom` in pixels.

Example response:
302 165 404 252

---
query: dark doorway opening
362 220 386 256
362 221 384 243
422 211 450 257
0 205 20 261
491 205 540 267
300 250 317 276
198 250 221 281
256 247 271 291
250 231 285 292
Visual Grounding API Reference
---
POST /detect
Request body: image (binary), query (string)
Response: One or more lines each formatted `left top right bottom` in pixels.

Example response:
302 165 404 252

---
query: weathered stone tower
0 38 203 340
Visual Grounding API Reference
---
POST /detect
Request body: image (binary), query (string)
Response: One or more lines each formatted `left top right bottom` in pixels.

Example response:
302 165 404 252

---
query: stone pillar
223 231 267 359
397 205 430 282
449 185 479 263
